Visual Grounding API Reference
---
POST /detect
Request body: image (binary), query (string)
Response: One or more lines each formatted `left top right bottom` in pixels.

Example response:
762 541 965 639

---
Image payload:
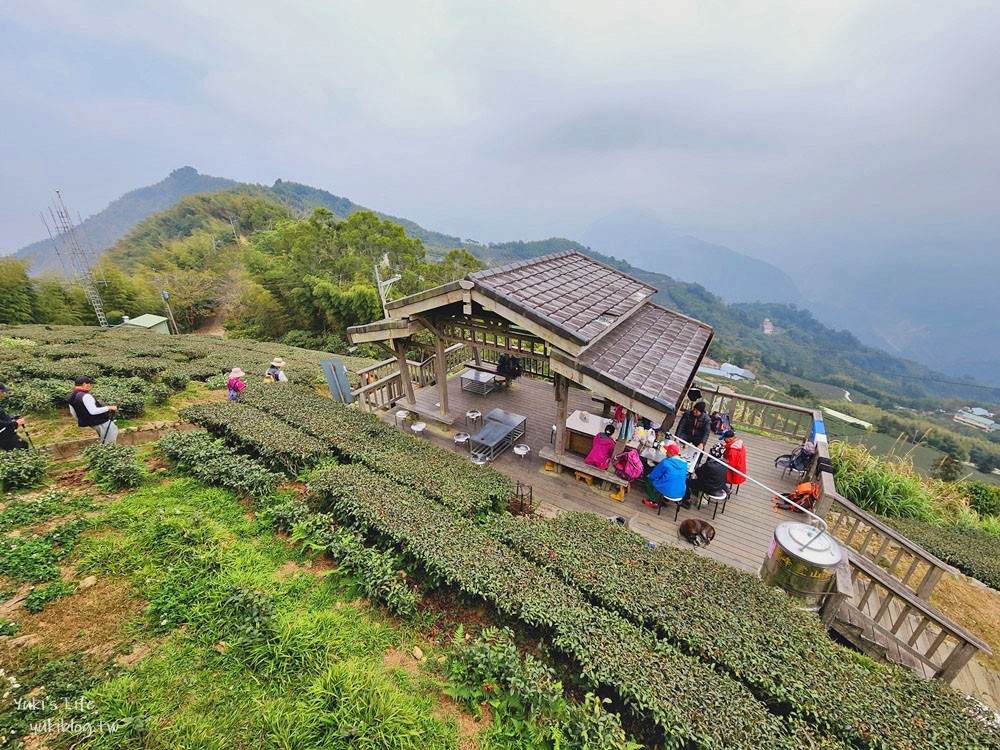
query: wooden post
472 346 482 365
434 334 449 418
554 372 569 456
394 340 416 405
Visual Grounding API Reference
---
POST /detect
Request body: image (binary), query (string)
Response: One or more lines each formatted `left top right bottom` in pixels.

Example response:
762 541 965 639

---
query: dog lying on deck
678 519 716 547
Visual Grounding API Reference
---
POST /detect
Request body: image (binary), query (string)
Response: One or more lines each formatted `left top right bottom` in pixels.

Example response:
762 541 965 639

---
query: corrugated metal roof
573 303 713 412
121 314 168 328
469 251 656 344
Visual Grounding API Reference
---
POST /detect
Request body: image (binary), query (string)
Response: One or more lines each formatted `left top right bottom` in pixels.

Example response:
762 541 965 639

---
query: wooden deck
390 372 1000 712
397 372 806 574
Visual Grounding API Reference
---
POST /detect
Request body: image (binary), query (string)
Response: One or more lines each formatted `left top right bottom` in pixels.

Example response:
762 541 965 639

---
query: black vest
67 390 111 427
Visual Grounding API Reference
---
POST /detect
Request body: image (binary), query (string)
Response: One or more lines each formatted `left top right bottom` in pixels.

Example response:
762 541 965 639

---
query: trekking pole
101 419 116 445
21 425 35 450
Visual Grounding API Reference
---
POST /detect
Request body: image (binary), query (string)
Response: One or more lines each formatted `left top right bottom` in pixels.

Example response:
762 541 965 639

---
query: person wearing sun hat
264 357 288 383
643 443 688 507
227 367 247 401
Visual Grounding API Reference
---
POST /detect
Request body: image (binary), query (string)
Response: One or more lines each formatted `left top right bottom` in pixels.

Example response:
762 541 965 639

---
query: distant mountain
15 167 240 274
13 167 466 275
578 209 804 306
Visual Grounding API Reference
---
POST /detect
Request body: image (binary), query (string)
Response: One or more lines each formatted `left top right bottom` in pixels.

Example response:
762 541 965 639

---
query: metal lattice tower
41 191 108 327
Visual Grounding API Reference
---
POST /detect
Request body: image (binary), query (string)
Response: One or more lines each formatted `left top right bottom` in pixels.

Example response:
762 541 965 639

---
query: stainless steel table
469 421 515 463
485 408 526 446
460 369 496 395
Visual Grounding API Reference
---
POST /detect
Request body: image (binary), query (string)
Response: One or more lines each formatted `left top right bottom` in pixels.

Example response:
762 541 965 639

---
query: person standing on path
227 367 247 401
67 377 119 444
673 400 711 463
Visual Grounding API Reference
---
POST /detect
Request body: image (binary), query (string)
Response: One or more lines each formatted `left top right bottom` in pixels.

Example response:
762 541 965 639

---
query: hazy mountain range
10 167 997 387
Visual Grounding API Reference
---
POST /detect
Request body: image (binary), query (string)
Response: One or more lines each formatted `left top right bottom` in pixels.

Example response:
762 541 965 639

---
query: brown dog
678 518 716 547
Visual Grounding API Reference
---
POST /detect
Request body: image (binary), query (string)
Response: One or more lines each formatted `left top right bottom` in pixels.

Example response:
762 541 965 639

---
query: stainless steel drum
760 522 843 611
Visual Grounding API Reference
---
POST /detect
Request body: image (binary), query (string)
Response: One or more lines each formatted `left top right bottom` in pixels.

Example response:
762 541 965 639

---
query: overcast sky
2 0 997 266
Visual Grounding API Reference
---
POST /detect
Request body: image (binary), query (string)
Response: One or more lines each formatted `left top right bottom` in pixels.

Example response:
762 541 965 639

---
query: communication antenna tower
41 191 108 327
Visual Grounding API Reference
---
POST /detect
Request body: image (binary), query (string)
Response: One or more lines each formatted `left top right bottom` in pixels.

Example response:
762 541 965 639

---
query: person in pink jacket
585 424 617 470
227 367 247 402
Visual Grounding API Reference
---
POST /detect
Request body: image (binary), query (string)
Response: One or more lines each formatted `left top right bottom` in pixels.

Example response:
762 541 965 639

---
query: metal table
469 420 516 463
485 408 526 446
460 369 497 395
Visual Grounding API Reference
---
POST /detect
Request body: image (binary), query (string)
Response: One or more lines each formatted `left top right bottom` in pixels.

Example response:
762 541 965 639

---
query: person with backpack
264 357 288 383
227 368 247 401
67 376 119 444
585 423 618 470
0 383 29 451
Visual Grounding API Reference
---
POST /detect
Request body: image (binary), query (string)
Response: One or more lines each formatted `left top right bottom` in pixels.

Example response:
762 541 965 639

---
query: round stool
454 432 471 450
411 421 427 437
394 409 410 428
465 410 483 430
471 453 489 465
513 444 531 460
550 424 557 444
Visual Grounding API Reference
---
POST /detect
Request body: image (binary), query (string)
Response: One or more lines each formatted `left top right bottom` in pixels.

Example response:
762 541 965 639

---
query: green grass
1 477 461 749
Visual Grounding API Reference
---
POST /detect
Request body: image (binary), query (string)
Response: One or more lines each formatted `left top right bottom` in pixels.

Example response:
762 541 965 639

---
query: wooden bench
539 447 631 502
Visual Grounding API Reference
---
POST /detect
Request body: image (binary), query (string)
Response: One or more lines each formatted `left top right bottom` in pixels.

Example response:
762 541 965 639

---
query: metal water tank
760 522 842 611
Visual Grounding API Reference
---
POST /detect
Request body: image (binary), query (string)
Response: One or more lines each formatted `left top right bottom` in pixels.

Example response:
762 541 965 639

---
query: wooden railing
834 551 991 683
824 492 957 599
351 371 405 412
701 389 815 443
351 343 471 411
479 348 553 380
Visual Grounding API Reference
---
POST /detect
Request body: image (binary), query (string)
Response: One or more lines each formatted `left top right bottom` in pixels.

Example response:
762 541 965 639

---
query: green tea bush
179 402 327 473
243 384 512 515
887 517 1000 591
0 449 49 491
149 382 171 406
447 627 640 750
310 464 804 749
484 512 999 749
158 368 192 390
159 430 282 497
82 444 146 491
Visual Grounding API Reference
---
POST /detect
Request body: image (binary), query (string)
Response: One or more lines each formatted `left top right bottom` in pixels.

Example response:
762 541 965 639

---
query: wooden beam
549 358 670 425
347 320 424 344
394 340 416 405
553 373 569 456
471 291 583 356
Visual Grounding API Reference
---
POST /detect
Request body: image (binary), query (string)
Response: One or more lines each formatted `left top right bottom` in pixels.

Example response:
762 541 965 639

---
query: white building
954 410 999 432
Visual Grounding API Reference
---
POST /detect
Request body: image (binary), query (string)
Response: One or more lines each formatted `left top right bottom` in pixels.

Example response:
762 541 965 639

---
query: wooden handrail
841 550 990 682
701 389 814 442
824 492 958 599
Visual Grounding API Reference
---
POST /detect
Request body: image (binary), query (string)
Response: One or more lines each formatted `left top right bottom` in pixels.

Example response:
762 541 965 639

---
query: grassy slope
0 475 467 749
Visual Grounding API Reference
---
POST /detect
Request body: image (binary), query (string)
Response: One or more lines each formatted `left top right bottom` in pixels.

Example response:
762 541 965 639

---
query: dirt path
192 308 226 337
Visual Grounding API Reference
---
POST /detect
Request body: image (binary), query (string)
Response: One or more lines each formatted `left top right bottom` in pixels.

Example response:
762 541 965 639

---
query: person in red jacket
722 429 747 488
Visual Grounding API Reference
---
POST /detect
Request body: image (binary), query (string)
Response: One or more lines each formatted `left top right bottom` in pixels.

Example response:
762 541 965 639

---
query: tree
932 454 964 483
0 258 37 324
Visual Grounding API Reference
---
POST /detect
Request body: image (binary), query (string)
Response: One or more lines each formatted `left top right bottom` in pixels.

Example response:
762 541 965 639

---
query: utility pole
153 278 180 334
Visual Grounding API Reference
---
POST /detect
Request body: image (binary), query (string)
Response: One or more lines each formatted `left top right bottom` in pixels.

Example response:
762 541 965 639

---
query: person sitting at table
683 442 729 508
722 429 748 489
643 444 688 508
585 424 617 470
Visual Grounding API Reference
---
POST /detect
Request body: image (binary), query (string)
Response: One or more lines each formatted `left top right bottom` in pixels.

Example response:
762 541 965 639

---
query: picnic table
469 408 527 462
460 369 496 395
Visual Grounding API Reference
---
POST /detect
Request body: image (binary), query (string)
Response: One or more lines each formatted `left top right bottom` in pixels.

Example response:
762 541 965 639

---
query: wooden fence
702 389 814 443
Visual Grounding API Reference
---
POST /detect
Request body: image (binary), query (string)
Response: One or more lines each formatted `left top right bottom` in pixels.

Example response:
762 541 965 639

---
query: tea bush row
242 384 512 515
887 516 1000 592
179 402 327 474
484 512 1000 749
289 511 419 618
159 430 283 498
446 626 640 750
310 464 809 750
82 444 146 491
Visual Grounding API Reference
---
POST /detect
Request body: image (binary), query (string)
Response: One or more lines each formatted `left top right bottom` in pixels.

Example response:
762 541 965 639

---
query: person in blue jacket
644 444 689 507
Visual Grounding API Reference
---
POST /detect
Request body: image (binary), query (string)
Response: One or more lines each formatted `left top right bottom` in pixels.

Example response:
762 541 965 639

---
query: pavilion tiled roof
469 251 656 345
567 303 713 412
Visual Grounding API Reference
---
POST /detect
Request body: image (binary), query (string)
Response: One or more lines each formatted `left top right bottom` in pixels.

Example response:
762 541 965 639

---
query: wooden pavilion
348 251 714 459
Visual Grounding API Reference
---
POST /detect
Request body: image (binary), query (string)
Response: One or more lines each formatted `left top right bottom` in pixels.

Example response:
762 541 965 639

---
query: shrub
887 516 1000 591
243 384 512 515
447 627 640 750
158 368 192 391
0 449 49 491
0 619 18 636
149 382 171 406
962 481 1000 518
831 442 940 520
179 402 327 474
310 464 803 749
159 430 282 497
484 512 999 749
82 444 146 491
